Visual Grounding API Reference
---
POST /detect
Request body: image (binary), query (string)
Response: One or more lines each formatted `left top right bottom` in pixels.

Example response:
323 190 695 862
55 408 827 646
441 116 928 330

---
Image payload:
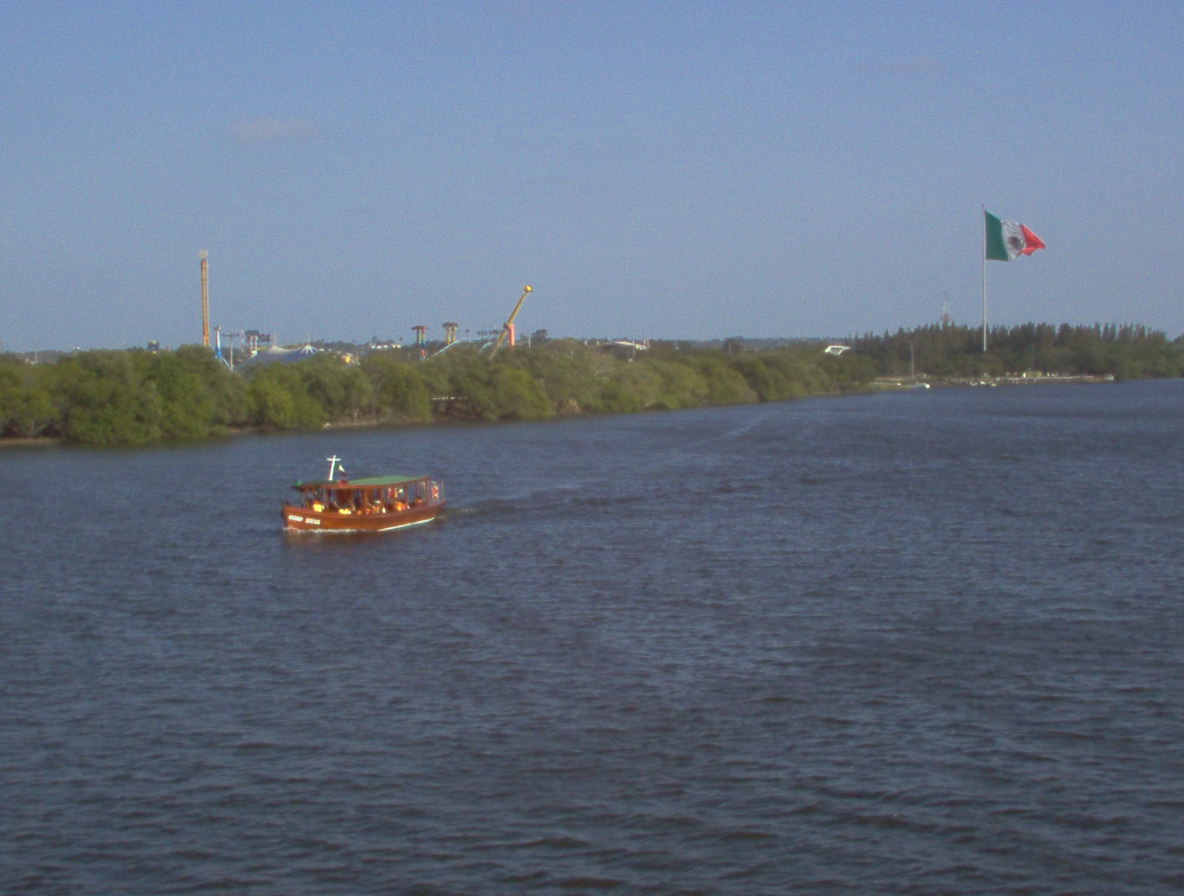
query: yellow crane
489 285 533 358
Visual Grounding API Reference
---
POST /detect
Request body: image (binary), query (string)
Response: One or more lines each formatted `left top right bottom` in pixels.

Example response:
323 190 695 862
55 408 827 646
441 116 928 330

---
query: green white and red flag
984 210 1045 260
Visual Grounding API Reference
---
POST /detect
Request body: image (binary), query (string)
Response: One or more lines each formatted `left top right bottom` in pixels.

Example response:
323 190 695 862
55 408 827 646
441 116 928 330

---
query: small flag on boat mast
981 208 1046 351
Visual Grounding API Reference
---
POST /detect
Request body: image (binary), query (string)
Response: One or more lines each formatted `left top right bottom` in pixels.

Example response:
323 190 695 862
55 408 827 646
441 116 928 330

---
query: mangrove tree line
1 323 1180 446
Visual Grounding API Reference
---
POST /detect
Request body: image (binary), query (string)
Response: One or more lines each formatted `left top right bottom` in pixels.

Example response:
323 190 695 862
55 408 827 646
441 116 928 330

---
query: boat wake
449 487 649 526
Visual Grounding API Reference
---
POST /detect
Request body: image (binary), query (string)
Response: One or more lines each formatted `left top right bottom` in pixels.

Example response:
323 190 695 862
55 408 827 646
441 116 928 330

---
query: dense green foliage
1 346 246 445
855 323 1184 382
2 322 1180 445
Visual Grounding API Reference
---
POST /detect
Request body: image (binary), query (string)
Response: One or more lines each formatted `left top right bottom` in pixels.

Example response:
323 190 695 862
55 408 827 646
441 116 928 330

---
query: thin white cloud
231 118 320 144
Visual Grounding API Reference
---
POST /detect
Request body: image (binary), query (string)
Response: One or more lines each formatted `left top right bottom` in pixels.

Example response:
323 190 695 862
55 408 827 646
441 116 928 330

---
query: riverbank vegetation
2 323 1180 446
857 322 1183 382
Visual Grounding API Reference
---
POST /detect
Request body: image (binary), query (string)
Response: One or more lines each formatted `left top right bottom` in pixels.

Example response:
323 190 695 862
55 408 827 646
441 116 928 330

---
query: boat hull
282 501 444 533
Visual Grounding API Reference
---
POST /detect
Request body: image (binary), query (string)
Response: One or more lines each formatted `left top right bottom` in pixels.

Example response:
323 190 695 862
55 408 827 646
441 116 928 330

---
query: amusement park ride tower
199 250 210 348
489 285 532 358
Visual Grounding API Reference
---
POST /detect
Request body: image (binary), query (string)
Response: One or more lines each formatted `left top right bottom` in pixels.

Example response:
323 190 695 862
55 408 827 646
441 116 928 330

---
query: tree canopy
2 322 1180 446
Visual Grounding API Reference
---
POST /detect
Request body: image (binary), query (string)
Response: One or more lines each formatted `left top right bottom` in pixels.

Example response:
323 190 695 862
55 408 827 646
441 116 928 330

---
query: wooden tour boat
283 456 445 533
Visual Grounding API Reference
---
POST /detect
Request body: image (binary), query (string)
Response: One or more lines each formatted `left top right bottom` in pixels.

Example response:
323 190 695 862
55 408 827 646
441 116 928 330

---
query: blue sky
3 1 1182 351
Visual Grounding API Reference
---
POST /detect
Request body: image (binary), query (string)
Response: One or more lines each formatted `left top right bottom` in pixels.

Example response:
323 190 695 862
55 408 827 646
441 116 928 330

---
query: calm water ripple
2 380 1183 894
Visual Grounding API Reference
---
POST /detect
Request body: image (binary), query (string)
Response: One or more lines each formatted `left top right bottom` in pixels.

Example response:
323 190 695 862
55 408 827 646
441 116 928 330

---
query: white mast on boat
326 456 343 481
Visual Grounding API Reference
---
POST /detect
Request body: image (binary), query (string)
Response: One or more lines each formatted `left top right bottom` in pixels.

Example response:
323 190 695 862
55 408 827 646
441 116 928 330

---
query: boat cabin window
297 477 437 514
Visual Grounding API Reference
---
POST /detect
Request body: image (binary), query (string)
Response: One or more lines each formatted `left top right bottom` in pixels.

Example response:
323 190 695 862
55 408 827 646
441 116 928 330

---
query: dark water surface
3 381 1183 894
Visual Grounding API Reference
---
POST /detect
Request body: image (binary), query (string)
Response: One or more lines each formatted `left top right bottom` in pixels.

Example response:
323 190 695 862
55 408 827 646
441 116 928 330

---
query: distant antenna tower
443 322 458 344
199 250 210 347
941 290 952 326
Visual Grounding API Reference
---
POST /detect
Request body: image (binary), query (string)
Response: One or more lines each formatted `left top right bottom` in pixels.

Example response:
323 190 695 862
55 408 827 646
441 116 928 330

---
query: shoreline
0 374 1132 450
872 373 1115 390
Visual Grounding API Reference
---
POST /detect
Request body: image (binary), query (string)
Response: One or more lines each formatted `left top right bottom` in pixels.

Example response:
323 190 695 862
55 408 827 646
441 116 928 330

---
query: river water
2 380 1182 895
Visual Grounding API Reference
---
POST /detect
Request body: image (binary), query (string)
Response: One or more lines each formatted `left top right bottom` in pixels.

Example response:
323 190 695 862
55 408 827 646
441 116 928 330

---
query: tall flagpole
981 205 988 352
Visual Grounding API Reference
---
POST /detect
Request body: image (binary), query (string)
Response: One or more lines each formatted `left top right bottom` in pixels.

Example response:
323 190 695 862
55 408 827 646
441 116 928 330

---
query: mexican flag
985 210 1045 261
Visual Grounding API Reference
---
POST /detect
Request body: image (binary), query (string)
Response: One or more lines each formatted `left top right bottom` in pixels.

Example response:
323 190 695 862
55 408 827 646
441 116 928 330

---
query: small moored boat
282 456 445 533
